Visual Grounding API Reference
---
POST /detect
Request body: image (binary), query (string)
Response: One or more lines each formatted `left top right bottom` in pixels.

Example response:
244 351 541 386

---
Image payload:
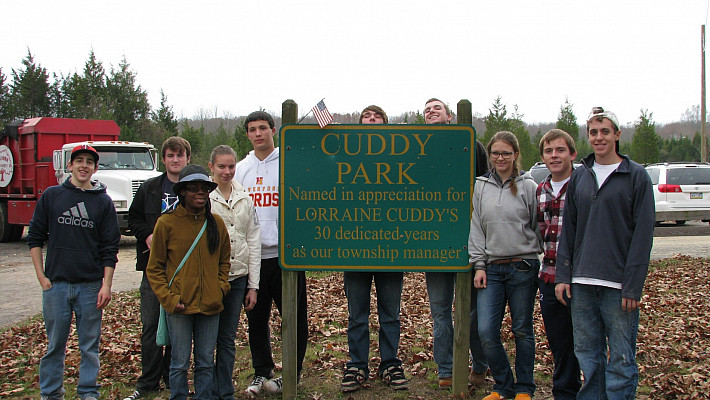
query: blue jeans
167 312 219 400
344 271 403 374
571 284 640 400
40 280 103 400
538 279 580 400
469 278 488 374
425 272 455 378
477 260 539 398
213 277 248 400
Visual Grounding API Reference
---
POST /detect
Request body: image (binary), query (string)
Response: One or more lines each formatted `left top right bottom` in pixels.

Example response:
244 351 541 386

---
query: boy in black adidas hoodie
27 144 120 400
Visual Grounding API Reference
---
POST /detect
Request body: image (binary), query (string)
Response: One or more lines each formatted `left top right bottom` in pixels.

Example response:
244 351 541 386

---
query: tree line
2 50 708 170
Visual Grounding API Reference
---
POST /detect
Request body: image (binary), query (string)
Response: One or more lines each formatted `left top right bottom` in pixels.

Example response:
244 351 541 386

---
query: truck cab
0 117 163 242
53 141 162 232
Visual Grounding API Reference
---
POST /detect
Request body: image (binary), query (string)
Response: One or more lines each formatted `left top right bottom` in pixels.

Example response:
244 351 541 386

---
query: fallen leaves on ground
1 256 708 399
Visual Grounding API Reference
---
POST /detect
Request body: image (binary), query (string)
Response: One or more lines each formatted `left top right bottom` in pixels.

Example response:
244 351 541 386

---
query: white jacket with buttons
210 180 261 289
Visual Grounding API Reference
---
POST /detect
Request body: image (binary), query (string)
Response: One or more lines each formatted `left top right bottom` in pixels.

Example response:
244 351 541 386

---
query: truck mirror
52 150 65 184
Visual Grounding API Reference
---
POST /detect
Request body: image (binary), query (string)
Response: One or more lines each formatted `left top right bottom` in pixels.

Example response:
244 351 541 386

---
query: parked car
645 162 710 225
528 161 582 184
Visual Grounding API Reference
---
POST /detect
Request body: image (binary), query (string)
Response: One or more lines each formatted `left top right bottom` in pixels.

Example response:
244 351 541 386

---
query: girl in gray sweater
468 131 542 400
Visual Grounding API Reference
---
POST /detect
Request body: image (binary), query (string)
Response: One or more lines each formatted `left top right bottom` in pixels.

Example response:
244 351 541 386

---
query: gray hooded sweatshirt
468 171 542 269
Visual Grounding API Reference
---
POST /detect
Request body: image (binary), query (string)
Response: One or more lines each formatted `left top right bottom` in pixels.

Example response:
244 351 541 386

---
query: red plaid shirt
536 177 569 283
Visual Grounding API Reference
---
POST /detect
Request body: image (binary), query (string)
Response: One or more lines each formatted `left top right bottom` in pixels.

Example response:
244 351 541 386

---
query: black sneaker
380 365 408 390
341 366 367 392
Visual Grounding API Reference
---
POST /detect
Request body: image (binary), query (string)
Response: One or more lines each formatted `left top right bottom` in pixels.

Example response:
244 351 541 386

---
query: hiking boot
469 369 489 385
341 366 367 392
514 394 531 400
245 375 268 397
122 390 143 400
263 376 283 394
380 365 408 390
438 376 452 388
482 392 507 400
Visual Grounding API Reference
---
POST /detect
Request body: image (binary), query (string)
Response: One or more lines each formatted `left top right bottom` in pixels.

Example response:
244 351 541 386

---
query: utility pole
702 25 707 162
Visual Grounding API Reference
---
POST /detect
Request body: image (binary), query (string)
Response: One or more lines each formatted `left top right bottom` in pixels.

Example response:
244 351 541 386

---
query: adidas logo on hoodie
57 202 94 228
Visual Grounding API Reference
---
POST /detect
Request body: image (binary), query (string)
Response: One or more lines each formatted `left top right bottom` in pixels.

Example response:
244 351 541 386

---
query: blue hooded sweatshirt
27 178 120 282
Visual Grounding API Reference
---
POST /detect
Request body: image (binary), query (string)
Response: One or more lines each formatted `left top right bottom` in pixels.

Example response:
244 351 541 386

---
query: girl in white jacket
208 145 261 400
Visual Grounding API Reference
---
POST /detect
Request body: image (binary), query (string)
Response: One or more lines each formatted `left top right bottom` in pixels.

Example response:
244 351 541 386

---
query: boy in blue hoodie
28 145 120 400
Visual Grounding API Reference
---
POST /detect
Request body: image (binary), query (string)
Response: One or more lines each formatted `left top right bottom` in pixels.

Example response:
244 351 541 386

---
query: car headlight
112 200 128 209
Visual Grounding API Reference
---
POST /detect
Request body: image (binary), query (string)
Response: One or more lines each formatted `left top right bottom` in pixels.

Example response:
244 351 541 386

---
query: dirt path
0 235 142 329
1 233 708 329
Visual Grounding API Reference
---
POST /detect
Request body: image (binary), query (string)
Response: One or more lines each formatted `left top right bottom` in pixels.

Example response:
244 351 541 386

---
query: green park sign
279 124 476 272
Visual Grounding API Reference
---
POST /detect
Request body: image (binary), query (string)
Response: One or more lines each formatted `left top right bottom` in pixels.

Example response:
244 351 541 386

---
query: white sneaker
263 376 283 393
245 375 267 397
122 391 143 400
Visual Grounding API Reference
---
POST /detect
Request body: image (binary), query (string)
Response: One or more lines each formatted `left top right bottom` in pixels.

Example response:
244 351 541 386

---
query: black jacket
128 172 169 271
474 139 488 177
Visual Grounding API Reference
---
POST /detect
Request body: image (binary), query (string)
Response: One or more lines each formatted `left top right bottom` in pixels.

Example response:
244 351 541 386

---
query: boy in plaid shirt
536 129 580 400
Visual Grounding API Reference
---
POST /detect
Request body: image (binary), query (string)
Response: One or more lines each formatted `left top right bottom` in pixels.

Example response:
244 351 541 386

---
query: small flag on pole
311 100 333 128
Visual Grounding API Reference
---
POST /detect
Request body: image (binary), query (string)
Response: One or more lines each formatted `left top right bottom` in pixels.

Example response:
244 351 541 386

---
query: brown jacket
147 205 231 315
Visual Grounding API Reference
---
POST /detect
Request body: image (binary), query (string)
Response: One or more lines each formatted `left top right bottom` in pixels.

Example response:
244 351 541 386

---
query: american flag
311 100 333 128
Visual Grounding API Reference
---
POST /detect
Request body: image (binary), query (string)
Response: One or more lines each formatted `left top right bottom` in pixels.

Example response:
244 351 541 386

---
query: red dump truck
0 117 161 241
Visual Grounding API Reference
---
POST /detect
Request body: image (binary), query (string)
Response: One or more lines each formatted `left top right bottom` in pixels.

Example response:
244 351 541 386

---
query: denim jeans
425 272 455 378
571 284 640 400
477 259 539 398
538 279 580 400
469 277 488 374
167 312 219 400
213 276 247 400
344 271 403 374
40 280 103 400
137 273 171 392
246 258 308 377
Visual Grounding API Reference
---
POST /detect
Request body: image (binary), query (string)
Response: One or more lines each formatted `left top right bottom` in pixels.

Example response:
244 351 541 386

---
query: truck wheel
675 220 686 225
0 202 16 242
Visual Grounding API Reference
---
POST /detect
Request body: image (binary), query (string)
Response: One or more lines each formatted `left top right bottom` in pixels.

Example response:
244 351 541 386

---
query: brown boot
469 369 489 385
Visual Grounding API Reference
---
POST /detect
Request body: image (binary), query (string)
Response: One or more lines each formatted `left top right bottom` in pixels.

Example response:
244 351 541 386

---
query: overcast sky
2 0 708 125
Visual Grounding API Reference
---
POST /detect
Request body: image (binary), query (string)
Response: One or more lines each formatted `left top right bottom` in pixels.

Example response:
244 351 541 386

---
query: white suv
645 162 710 225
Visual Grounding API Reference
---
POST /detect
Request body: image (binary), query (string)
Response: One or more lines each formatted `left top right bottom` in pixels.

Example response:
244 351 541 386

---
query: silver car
645 162 710 225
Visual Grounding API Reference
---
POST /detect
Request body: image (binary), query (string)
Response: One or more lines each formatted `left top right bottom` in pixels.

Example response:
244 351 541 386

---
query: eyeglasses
490 151 515 160
185 184 212 193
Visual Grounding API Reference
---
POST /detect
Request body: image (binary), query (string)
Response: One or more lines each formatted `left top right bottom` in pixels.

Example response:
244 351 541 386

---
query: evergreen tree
181 124 205 165
630 109 660 164
482 98 536 169
49 73 71 118
555 98 580 143
67 49 110 120
413 110 425 124
483 96 509 144
233 122 252 160
509 105 537 170
10 50 51 119
152 89 179 134
106 56 150 129
0 68 10 125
